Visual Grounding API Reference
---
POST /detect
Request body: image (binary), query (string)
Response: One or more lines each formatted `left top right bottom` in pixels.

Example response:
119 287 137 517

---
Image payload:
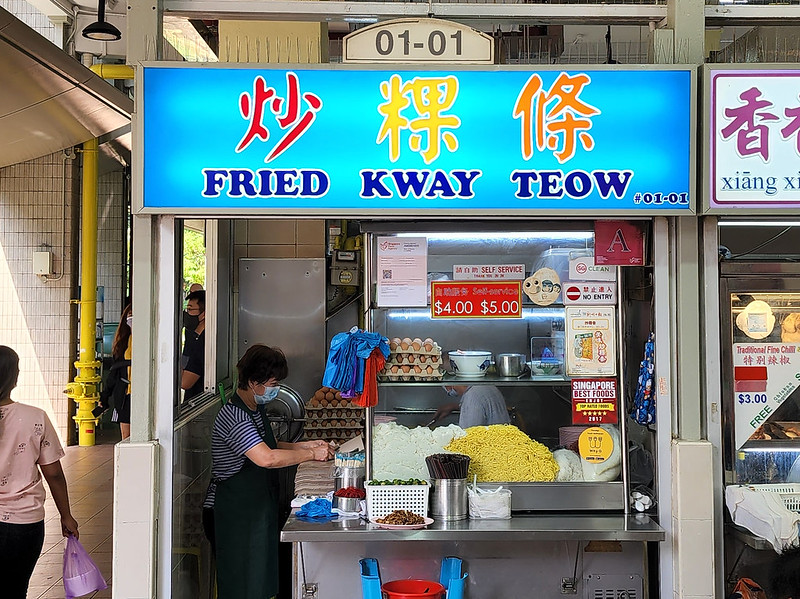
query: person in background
181 283 204 349
109 303 133 439
202 344 333 599
181 290 205 401
430 384 511 429
0 345 79 599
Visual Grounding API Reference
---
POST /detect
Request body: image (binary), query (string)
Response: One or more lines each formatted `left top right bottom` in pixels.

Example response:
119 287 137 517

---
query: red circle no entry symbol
566 286 582 301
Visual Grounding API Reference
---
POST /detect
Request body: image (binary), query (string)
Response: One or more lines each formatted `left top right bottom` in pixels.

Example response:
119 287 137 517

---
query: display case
720 263 800 485
362 223 634 512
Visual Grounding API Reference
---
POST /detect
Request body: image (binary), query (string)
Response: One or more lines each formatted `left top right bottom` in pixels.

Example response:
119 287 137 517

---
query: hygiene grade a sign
141 65 694 214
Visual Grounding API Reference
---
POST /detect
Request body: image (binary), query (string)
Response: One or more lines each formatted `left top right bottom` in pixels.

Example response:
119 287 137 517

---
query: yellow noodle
444 424 559 482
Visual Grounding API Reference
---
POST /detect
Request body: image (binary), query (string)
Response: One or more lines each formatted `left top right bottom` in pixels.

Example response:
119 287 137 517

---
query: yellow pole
65 139 102 446
89 64 134 80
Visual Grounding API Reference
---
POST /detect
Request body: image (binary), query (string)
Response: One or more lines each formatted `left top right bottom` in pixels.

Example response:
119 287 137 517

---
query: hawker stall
282 223 666 599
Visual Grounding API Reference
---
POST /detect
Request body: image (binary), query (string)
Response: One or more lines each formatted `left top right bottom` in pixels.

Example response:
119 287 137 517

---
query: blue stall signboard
141 66 694 214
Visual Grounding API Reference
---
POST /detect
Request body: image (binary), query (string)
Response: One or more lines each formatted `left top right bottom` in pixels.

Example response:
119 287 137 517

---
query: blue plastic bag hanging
631 333 655 426
63 535 107 598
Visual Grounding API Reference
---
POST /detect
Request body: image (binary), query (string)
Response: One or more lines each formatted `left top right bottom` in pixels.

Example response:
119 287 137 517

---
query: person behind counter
431 384 511 429
203 344 334 599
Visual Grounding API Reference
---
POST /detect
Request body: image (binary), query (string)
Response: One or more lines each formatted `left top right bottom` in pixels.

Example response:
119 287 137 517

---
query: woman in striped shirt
204 344 333 599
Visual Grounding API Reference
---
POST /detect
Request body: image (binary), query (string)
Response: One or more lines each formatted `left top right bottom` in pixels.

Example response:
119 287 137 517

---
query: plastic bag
730 577 767 599
467 484 511 519
63 535 107 599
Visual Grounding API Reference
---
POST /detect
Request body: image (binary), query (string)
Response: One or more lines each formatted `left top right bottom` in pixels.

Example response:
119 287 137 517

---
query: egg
418 354 428 363
412 339 422 351
423 342 433 352
401 365 411 374
407 354 416 363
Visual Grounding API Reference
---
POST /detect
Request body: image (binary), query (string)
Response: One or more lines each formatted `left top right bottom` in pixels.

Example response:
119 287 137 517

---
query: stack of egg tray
379 337 445 382
304 386 364 445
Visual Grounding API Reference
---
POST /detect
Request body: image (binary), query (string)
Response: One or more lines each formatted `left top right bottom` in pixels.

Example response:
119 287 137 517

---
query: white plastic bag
467 484 511 519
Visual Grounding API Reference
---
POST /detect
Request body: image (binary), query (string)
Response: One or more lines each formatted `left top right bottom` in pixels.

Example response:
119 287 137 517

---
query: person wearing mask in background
108 303 133 439
0 345 79 599
180 284 204 369
181 290 205 401
202 344 333 599
430 384 511 429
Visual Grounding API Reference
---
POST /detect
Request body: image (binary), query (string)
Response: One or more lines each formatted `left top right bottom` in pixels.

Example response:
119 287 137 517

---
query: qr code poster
376 236 427 307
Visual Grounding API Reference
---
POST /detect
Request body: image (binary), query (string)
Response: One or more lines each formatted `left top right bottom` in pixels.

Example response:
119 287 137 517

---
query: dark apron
214 394 279 599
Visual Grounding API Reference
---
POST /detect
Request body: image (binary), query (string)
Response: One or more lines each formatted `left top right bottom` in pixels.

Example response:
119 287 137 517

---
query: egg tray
304 408 364 418
378 370 446 382
388 338 442 354
303 429 362 442
306 400 360 409
387 353 442 366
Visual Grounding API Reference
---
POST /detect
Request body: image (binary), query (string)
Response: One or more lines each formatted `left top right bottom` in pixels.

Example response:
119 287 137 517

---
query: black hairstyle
186 289 206 312
0 345 21 400
112 303 132 361
236 345 288 389
768 543 800 599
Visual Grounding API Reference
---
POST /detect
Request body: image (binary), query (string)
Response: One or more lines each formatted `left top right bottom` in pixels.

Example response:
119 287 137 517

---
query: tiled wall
0 152 128 442
1 0 63 47
0 152 77 441
98 170 127 323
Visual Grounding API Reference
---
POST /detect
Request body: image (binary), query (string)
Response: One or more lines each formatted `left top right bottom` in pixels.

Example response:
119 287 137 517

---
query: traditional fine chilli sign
572 378 618 424
431 281 522 319
141 66 693 214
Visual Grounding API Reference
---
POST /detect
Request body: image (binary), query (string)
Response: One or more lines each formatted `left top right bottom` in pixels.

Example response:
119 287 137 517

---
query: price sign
431 281 522 319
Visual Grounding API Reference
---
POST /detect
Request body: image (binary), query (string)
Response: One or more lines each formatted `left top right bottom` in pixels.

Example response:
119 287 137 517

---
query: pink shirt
0 402 65 524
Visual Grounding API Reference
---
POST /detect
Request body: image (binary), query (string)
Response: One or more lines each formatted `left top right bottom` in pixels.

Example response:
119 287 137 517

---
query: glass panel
368 227 633 486
729 291 800 484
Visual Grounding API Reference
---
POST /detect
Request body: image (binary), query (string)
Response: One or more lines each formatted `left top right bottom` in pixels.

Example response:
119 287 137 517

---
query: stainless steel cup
334 467 365 492
430 478 468 521
496 353 527 377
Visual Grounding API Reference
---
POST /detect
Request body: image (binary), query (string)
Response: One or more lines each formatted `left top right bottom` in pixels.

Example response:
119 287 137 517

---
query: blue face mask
442 385 458 398
254 385 280 405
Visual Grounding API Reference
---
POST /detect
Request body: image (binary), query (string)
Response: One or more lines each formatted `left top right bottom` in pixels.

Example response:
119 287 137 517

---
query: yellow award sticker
579 426 613 463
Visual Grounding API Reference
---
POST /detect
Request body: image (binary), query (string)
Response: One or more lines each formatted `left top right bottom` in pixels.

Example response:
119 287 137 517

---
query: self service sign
140 65 694 215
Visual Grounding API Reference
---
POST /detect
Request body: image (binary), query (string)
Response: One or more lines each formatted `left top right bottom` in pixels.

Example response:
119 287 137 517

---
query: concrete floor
26 438 116 599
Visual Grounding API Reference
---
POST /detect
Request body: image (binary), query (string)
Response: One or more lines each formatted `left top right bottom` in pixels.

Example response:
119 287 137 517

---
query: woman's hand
61 514 79 539
309 444 330 461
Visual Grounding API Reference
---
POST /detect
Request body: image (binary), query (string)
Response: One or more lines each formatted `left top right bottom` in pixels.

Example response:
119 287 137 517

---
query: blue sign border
138 63 696 216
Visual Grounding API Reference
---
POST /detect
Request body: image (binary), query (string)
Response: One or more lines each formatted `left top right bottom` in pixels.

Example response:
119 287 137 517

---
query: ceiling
0 6 133 169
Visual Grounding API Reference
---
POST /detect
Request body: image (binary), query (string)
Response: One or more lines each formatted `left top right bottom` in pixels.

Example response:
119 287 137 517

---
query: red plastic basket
381 580 445 599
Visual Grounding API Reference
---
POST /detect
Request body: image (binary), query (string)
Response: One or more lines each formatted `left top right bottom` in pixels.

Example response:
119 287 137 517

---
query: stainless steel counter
281 513 665 543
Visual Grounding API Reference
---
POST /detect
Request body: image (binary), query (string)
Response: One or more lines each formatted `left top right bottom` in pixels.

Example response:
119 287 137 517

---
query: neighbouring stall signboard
140 66 694 215
431 281 522 318
572 379 618 424
563 282 617 305
566 306 617 376
709 68 800 211
452 264 526 280
376 236 428 307
733 343 800 450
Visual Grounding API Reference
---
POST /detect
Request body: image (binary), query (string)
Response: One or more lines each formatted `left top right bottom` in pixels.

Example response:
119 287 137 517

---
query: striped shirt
203 401 267 508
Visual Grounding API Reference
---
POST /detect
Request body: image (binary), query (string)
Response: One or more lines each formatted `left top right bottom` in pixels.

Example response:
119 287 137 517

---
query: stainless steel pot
496 353 528 377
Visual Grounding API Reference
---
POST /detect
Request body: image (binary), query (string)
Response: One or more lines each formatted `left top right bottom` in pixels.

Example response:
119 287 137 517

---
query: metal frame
702 216 724 599
653 216 675 599
164 1 668 25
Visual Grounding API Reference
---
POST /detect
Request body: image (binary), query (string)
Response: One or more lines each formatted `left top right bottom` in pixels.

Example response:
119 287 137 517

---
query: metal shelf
379 373 570 386
739 439 800 452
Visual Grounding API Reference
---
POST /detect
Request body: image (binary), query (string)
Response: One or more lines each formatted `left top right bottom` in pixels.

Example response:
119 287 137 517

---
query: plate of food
370 510 433 530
